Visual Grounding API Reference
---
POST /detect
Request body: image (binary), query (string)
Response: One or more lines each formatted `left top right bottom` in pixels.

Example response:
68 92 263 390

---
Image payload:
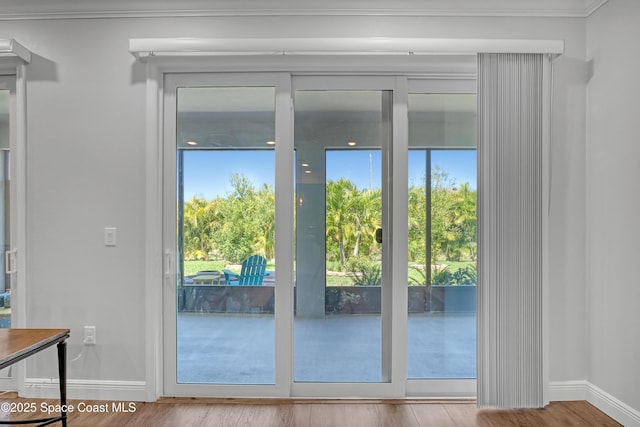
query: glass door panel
407 93 477 380
175 86 276 385
293 90 389 383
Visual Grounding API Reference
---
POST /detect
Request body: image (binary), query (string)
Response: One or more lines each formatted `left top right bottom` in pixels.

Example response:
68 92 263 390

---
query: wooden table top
0 328 70 368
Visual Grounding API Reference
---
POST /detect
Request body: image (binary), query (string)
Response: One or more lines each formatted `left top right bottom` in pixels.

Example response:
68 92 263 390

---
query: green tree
212 174 273 263
408 184 427 264
450 182 477 261
182 196 220 260
253 183 276 259
326 178 359 270
352 188 381 259
430 167 458 261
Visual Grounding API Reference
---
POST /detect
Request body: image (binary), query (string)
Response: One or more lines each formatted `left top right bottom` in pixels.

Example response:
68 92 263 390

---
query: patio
176 312 476 384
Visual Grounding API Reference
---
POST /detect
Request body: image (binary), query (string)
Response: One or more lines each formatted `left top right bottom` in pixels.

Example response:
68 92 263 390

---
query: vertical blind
477 53 551 408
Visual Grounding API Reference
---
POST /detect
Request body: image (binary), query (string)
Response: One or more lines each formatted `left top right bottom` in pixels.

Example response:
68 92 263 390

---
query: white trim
587 383 640 427
161 73 287 398
273 72 294 396
390 76 409 393
141 55 481 400
130 38 564 60
0 0 609 20
550 381 640 427
22 379 147 402
131 55 477 78
0 48 29 394
291 382 402 399
406 379 476 399
12 63 28 396
549 380 589 401
144 64 163 402
0 39 31 64
585 0 610 16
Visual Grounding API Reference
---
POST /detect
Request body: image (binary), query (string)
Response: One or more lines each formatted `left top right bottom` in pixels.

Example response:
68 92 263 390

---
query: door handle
375 228 383 244
164 249 175 277
5 249 17 274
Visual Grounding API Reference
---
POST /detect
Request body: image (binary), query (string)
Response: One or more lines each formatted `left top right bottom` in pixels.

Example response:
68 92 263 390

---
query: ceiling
0 0 608 20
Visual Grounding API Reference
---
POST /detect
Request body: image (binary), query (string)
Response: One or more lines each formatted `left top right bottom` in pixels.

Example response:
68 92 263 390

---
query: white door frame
0 58 29 393
289 75 407 398
162 72 293 398
405 78 477 398
142 54 478 400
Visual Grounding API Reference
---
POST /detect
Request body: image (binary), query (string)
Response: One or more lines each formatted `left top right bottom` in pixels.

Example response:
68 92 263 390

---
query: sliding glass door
293 88 390 384
162 73 476 397
406 88 477 396
163 74 286 396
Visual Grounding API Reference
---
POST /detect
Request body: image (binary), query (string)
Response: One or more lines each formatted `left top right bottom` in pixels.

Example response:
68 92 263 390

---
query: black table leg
56 341 67 427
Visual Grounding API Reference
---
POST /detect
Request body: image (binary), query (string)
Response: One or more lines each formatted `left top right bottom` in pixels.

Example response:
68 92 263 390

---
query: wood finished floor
0 394 623 426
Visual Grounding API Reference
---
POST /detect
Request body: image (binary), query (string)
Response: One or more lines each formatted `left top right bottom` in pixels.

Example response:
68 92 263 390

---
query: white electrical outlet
83 326 96 345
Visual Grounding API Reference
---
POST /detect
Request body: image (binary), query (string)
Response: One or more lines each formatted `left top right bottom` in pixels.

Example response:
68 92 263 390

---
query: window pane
408 94 477 379
176 87 276 384
294 90 387 382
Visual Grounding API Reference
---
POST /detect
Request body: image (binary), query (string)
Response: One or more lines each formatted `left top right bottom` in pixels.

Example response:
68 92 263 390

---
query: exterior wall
0 13 586 397
586 0 640 413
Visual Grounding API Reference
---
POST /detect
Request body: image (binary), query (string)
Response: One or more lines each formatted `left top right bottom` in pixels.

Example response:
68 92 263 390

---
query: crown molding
0 0 609 21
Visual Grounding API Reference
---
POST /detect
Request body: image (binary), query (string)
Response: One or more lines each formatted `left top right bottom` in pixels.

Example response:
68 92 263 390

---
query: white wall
0 14 587 399
587 0 640 414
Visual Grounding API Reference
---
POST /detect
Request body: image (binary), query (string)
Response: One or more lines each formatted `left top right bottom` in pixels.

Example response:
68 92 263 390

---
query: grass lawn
184 259 475 286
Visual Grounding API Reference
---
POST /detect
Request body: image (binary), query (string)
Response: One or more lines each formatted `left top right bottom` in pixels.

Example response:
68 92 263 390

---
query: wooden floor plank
411 402 457 427
236 403 294 427
308 403 346 427
376 403 421 427
200 403 245 427
291 402 312 427
0 395 624 427
559 400 623 427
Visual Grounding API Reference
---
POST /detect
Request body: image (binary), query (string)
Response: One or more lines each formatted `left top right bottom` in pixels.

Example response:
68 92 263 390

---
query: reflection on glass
294 90 387 383
407 94 477 379
176 87 276 384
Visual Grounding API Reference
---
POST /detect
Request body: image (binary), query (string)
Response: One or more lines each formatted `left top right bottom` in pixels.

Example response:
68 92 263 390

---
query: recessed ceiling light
266 140 276 145
301 163 310 167
304 170 312 174
187 141 198 146
347 141 357 146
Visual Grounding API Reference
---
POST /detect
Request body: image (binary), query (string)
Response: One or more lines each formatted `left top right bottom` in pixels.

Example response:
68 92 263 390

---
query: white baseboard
549 380 590 401
17 378 640 426
21 378 148 402
550 380 640 427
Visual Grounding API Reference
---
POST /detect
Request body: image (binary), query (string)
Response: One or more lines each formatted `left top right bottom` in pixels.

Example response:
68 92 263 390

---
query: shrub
451 264 477 286
346 257 382 286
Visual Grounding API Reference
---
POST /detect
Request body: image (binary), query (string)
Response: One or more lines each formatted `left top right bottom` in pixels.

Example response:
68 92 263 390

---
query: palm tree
352 188 381 259
408 184 427 263
451 182 477 260
253 183 275 259
183 196 219 260
326 178 359 270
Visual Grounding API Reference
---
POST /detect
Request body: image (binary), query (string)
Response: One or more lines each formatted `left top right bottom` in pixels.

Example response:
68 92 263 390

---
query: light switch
104 227 117 246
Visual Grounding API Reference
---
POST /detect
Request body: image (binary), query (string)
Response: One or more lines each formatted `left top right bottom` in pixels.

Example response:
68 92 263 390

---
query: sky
182 149 477 200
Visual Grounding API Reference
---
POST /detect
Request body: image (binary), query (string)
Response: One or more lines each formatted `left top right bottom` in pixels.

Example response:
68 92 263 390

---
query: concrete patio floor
177 312 476 385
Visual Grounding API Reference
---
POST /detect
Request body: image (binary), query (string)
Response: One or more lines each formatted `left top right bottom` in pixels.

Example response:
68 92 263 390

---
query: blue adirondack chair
223 255 270 286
